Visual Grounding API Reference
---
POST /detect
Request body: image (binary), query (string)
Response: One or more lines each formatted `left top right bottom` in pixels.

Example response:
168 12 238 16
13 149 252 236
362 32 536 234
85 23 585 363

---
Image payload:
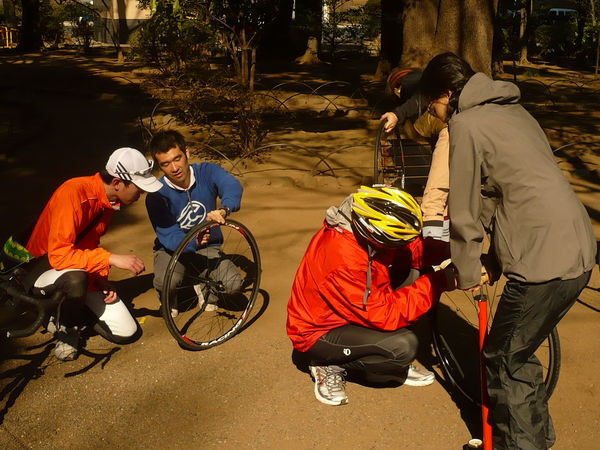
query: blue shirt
146 163 243 252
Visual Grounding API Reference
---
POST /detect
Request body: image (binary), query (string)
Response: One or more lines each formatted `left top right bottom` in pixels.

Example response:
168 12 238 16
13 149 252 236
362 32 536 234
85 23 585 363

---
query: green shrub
130 0 215 74
535 21 577 58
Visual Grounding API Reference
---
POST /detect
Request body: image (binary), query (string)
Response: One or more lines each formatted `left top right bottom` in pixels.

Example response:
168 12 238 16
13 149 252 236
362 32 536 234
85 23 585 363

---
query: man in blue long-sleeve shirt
145 130 243 316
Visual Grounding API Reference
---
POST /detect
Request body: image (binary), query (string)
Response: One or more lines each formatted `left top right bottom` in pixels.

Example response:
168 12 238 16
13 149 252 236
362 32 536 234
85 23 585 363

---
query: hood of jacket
458 72 521 112
325 194 354 233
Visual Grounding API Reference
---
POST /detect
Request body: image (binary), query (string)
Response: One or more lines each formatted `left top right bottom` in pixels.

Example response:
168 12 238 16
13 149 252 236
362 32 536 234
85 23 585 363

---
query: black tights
304 324 418 382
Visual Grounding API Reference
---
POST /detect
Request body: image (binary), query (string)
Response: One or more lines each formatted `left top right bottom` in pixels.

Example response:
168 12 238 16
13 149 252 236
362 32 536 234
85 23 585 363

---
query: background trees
385 0 498 75
4 1 599 76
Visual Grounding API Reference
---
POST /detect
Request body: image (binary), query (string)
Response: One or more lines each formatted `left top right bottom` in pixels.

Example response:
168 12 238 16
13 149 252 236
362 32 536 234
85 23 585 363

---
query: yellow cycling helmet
351 185 423 247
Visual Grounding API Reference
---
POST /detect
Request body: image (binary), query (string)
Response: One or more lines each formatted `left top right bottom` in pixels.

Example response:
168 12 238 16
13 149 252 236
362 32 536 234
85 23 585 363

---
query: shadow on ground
0 51 156 243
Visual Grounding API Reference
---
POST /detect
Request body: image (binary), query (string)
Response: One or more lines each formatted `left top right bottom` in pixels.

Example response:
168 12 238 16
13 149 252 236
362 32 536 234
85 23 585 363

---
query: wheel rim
162 220 261 350
432 277 560 406
374 121 404 187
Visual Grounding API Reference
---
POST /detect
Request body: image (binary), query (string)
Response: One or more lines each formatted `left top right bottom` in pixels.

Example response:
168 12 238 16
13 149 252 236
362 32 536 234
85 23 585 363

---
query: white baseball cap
106 147 162 193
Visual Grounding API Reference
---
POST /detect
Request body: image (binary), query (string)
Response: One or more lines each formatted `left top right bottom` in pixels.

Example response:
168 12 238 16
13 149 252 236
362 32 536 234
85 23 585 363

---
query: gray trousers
484 269 591 450
153 247 243 304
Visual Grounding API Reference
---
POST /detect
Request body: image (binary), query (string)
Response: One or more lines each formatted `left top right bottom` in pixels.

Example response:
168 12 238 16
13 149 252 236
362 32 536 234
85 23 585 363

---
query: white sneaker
403 364 435 386
193 284 218 312
54 326 79 361
46 316 58 334
309 365 348 406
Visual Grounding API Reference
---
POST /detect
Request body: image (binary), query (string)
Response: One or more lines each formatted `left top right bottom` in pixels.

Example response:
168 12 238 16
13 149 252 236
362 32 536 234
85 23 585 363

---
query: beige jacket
417 124 449 223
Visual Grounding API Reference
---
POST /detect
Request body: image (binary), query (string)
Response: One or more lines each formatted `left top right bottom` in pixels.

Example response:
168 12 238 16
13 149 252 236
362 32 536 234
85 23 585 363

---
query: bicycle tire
432 278 561 407
374 120 404 187
0 278 64 339
161 219 261 350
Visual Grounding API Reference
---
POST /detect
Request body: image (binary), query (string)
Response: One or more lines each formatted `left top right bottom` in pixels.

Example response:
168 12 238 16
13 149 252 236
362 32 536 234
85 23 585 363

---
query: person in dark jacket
145 130 243 317
287 186 457 406
420 52 596 450
380 67 424 135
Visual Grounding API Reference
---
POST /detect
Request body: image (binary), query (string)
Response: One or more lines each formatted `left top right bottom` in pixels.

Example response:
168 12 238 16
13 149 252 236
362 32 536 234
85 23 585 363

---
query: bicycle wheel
374 120 404 187
161 219 261 350
0 275 43 338
432 277 561 407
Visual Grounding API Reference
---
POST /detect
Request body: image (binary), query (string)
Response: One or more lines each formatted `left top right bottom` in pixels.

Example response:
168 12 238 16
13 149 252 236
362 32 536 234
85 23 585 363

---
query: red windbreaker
286 222 450 352
27 173 115 278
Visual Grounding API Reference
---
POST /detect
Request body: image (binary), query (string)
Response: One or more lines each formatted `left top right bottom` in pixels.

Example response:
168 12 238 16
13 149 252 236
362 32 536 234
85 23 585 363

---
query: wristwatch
220 206 231 217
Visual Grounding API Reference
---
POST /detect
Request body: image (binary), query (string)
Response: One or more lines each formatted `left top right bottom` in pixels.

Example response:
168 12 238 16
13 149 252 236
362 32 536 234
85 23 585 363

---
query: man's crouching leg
34 269 88 361
318 326 434 386
84 291 141 345
303 325 435 405
337 327 424 385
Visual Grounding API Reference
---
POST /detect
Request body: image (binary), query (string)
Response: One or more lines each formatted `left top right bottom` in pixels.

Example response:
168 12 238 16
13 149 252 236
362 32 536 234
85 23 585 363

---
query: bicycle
375 118 562 408
373 120 431 196
161 218 262 351
431 276 561 407
0 268 65 339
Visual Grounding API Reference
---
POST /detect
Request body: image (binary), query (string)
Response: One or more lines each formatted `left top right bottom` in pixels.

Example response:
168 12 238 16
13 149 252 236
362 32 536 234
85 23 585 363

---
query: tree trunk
374 59 391 82
462 0 498 74
518 0 532 64
379 0 403 68
399 0 498 75
18 0 43 52
592 0 599 76
492 6 505 76
399 0 437 68
295 36 321 64
241 30 248 88
594 31 600 78
99 0 124 62
250 47 256 92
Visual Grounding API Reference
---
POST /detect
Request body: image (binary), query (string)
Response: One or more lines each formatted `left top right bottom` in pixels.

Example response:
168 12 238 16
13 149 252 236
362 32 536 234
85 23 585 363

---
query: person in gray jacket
419 52 596 450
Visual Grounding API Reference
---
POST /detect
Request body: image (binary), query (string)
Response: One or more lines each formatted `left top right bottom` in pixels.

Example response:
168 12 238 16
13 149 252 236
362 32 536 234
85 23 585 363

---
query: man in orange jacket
287 186 457 406
20 147 162 361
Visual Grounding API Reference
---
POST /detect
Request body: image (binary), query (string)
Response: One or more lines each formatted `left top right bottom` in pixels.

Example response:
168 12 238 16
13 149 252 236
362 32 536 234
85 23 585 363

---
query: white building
92 0 150 44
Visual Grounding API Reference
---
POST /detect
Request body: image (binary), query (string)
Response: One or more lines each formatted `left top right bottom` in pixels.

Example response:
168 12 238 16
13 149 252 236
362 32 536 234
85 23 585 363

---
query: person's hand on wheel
207 209 226 224
380 112 399 133
197 229 211 246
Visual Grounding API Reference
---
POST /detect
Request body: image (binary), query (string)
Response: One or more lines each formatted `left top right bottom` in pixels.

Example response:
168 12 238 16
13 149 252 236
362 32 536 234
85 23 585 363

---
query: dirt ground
0 51 598 450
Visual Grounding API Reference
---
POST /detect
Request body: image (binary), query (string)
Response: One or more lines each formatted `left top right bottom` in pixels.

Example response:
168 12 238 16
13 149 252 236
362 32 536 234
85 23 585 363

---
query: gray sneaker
54 326 79 361
403 364 435 386
156 290 181 318
309 365 348 406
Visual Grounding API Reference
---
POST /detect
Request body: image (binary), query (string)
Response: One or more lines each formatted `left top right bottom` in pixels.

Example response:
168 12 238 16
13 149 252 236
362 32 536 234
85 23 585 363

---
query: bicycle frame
0 280 64 338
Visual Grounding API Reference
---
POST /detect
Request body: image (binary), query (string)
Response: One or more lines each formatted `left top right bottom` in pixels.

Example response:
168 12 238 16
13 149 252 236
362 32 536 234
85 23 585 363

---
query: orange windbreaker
27 173 115 278
286 223 450 352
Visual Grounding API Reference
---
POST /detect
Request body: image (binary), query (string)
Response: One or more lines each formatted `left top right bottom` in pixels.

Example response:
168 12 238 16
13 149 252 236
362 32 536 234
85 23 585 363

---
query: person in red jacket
17 147 162 361
287 186 457 406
